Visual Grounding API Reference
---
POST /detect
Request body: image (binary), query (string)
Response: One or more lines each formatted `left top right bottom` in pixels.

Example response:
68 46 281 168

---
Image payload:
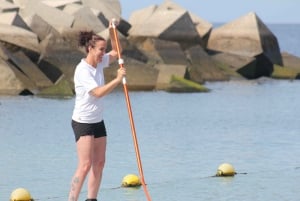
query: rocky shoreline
0 0 299 97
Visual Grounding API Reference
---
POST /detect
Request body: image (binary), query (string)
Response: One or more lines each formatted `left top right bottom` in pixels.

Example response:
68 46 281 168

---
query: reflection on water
0 80 300 201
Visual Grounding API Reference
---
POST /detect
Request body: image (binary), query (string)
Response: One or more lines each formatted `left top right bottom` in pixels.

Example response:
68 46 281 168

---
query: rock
129 2 200 45
133 38 187 65
207 12 283 68
156 0 211 48
121 42 148 63
154 64 187 90
4 49 53 88
167 75 210 93
27 14 61 41
71 5 106 33
42 0 81 8
115 18 132 37
281 52 300 71
11 0 30 8
271 64 299 80
18 0 74 33
128 5 157 29
211 52 256 79
0 0 19 12
271 52 300 79
37 77 74 98
38 31 84 84
36 59 64 84
230 53 274 79
189 12 212 48
0 44 9 60
81 0 121 22
186 45 229 83
0 57 37 95
104 57 159 91
212 49 273 79
0 23 40 53
0 11 30 30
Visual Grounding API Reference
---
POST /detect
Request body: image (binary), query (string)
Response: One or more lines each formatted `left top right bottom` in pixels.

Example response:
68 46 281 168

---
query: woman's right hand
116 68 126 83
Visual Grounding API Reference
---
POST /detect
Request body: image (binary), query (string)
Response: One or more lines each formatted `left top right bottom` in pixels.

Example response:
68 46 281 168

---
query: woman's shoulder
75 60 94 76
77 59 95 70
97 53 110 69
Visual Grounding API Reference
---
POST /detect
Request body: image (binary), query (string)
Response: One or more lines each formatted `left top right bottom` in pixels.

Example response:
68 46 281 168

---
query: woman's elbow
89 89 104 98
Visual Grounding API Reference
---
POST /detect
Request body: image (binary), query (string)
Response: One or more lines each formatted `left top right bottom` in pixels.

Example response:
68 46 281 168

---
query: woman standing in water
69 21 125 201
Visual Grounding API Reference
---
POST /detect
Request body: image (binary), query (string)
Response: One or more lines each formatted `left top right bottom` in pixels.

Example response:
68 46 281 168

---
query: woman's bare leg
87 137 107 199
68 136 94 201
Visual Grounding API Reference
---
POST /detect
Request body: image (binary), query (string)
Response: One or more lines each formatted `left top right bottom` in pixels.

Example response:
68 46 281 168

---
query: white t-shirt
72 54 110 123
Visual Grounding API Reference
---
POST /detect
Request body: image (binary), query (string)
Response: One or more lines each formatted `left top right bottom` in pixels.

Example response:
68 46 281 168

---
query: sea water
0 24 300 201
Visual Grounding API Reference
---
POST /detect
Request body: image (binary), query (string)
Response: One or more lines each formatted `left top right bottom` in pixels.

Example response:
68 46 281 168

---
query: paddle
109 19 152 201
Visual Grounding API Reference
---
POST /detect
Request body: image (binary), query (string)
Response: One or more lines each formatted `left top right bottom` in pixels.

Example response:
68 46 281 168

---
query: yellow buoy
121 174 141 187
216 163 236 176
10 188 33 201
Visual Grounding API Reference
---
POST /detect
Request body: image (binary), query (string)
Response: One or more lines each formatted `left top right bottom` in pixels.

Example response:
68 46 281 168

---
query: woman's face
89 40 107 63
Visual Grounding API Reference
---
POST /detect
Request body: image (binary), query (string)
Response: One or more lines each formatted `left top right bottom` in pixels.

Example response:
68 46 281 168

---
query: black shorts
71 120 107 142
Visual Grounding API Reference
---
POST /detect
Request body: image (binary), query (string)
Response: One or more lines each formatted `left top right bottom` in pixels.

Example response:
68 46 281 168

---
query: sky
119 0 299 24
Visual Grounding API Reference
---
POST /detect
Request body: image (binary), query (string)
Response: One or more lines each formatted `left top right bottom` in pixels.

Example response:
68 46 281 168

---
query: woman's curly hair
79 31 105 53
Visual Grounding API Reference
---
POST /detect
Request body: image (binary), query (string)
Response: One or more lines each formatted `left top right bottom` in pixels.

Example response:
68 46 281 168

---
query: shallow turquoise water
1 80 300 201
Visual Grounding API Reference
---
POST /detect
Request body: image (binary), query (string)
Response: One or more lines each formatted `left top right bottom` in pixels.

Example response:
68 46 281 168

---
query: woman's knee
93 158 105 171
79 160 92 174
